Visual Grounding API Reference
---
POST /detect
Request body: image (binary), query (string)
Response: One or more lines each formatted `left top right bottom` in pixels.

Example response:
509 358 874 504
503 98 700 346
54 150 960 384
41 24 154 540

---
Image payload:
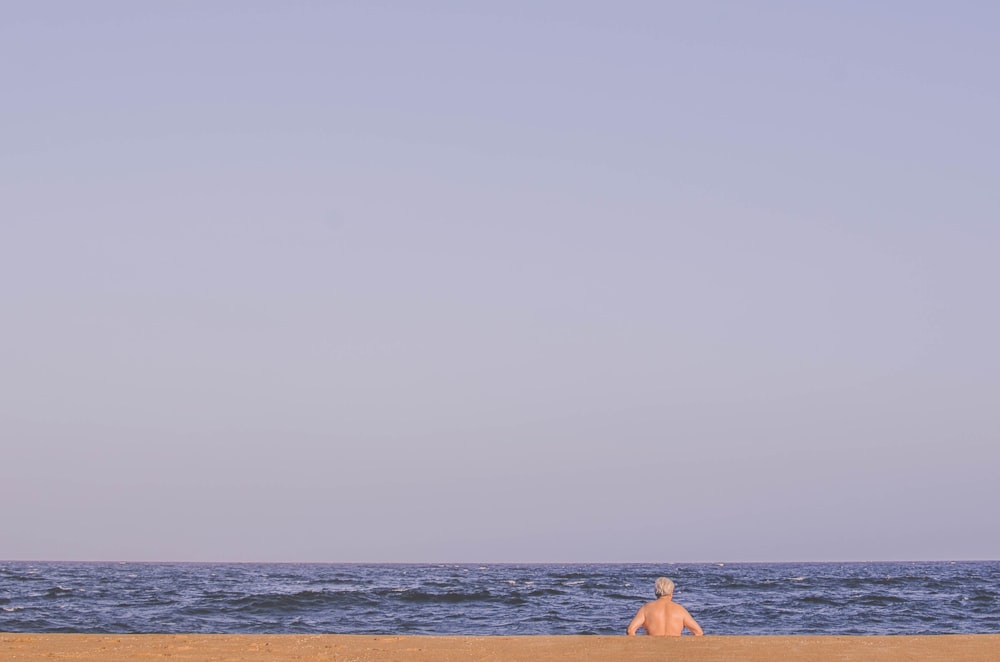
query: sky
2 1 998 563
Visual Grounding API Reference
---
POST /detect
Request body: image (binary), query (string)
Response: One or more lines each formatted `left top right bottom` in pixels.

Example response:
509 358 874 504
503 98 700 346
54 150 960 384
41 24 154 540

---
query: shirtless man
626 577 704 636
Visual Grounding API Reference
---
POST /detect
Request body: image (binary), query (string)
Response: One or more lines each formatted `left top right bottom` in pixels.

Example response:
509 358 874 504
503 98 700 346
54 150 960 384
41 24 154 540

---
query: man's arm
626 607 645 636
683 608 704 636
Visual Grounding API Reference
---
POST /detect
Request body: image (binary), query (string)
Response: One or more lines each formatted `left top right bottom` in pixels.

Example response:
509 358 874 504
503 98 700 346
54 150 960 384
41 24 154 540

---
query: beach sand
3 633 999 661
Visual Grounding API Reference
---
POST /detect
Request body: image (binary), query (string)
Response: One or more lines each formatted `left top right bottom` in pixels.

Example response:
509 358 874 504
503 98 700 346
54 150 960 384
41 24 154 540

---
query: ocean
1 561 997 635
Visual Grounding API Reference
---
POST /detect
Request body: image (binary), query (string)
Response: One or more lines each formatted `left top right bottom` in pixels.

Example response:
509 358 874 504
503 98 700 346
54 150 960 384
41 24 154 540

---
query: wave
510 588 566 598
604 592 643 601
44 586 76 598
1 574 45 582
794 595 839 607
393 590 494 604
856 594 909 606
233 590 378 612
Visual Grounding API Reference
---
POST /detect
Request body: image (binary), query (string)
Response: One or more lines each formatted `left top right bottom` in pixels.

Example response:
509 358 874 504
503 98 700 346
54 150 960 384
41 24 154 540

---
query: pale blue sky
2 1 997 562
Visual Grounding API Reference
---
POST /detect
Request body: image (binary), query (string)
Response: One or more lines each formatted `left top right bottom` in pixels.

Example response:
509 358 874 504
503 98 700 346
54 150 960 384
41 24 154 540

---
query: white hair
654 577 675 598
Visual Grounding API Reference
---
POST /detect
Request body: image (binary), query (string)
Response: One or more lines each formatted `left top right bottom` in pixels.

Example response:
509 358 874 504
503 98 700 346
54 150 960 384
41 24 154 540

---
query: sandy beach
3 634 999 661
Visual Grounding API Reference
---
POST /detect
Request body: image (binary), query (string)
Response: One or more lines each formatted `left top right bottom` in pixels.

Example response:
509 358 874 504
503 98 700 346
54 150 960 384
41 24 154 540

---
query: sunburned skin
626 582 703 636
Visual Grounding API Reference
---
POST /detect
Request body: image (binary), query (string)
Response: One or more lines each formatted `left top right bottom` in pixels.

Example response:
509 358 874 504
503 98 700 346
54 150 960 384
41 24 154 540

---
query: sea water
2 561 998 635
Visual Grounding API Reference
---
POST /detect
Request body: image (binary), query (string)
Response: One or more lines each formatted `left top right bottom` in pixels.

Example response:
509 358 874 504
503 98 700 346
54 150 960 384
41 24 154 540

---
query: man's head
654 577 675 598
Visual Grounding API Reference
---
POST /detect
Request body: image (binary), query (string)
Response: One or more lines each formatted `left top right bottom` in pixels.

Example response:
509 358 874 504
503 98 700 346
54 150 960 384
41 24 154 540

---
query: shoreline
5 634 1000 661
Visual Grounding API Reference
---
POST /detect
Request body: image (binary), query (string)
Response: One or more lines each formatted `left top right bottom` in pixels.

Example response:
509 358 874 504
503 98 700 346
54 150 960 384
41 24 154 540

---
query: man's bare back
627 578 703 636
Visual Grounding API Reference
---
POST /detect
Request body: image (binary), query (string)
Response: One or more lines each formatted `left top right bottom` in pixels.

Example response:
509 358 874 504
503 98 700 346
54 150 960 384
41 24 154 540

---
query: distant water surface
2 561 998 635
